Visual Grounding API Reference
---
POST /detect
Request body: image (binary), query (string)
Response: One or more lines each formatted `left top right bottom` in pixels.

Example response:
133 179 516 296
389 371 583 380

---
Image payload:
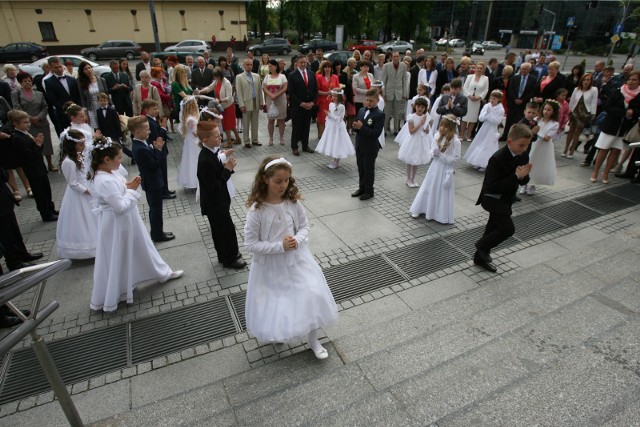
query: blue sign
567 17 576 27
552 35 563 50
614 23 624 34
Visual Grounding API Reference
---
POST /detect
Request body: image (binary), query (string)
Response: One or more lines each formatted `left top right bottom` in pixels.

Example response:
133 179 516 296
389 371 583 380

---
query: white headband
95 137 115 150
200 105 222 119
264 157 291 172
180 95 197 107
442 115 461 126
330 88 344 95
60 128 86 144
371 81 384 87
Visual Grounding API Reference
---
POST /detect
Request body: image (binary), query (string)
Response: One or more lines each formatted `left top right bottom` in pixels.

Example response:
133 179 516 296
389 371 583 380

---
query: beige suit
382 61 408 133
236 71 264 144
132 84 161 116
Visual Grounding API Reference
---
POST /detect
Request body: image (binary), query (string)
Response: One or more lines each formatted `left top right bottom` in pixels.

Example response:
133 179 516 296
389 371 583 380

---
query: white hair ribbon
264 157 292 171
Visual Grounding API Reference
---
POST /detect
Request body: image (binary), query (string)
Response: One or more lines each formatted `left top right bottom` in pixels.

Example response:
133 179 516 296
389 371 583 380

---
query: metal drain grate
131 297 237 364
0 324 127 405
574 191 636 214
605 184 640 203
443 227 518 258
538 200 601 227
385 238 468 279
324 255 405 302
513 211 564 241
229 292 247 331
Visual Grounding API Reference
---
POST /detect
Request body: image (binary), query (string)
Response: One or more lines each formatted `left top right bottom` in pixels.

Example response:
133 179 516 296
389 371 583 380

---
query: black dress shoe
167 190 176 195
292 149 300 156
163 193 177 199
0 316 21 328
223 260 247 269
235 253 243 260
514 195 522 202
615 173 634 179
474 251 497 272
302 146 315 153
23 252 44 262
351 190 363 197
474 248 492 263
42 214 58 222
164 231 174 236
359 193 374 200
52 210 59 215
152 233 176 243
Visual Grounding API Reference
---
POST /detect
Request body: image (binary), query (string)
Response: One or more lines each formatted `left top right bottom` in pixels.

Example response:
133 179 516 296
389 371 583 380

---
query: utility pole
149 0 161 52
466 0 479 47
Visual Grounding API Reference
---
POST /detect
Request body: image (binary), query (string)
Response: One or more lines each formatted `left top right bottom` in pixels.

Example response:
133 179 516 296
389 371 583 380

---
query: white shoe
327 162 338 169
410 212 420 218
169 270 184 280
312 345 328 360
478 167 486 172
526 185 536 195
411 181 420 188
406 180 413 187
518 185 527 195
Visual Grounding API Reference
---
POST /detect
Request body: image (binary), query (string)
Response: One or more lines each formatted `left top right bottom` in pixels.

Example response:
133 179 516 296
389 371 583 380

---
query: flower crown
330 88 344 95
95 137 115 150
180 95 197 107
442 115 461 126
200 105 222 119
60 127 86 144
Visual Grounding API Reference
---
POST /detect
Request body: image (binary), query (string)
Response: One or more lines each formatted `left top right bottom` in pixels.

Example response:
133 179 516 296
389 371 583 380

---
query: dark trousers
476 211 515 254
206 211 239 265
356 148 378 194
501 104 525 140
161 146 169 194
145 188 164 240
584 134 600 165
28 175 55 219
0 212 29 269
621 147 640 178
291 107 312 150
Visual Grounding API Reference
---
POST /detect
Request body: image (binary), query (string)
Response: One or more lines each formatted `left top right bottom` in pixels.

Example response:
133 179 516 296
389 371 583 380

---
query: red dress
215 81 236 131
315 74 340 125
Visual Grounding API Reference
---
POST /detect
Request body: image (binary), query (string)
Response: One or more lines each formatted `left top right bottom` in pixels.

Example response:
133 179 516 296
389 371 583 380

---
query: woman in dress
55 129 97 259
533 61 566 104
493 65 513 118
259 54 270 79
262 59 288 146
352 60 373 112
418 56 438 100
565 64 584 98
591 71 640 184
132 70 161 116
461 62 489 141
217 56 235 84
564 73 598 158
77 61 109 130
177 96 200 190
315 60 340 140
199 68 240 148
171 65 193 122
12 72 57 172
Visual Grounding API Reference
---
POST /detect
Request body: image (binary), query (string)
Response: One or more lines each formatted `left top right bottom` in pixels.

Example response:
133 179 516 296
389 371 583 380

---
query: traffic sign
611 34 621 44
614 23 624 34
567 17 576 27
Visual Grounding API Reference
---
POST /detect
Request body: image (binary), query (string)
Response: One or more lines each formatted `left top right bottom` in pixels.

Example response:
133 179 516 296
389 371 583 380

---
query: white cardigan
202 77 234 109
569 86 598 114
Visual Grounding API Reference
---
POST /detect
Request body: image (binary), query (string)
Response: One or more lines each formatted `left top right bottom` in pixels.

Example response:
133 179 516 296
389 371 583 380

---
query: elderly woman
77 61 108 128
457 57 472 83
533 61 566 104
352 60 374 113
199 68 240 147
11 71 56 171
591 71 640 184
315 59 340 139
494 65 513 117
261 59 288 146
435 57 458 97
2 64 18 90
132 70 161 115
150 66 173 130
461 62 490 141
564 73 598 158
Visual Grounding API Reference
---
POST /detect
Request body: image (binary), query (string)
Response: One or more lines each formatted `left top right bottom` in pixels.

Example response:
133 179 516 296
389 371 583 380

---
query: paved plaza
1 112 640 426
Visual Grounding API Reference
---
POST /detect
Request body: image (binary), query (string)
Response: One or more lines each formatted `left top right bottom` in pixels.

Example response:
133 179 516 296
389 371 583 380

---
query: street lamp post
543 8 556 52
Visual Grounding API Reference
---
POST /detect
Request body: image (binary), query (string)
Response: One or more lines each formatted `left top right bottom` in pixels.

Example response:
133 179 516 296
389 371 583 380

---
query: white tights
307 329 325 353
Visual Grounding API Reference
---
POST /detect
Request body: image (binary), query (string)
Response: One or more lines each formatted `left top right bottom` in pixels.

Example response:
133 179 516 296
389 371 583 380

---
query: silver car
164 40 210 53
377 40 414 53
18 55 111 78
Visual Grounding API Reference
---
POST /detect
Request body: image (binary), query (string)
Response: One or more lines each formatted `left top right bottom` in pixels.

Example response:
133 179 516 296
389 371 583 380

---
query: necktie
303 70 308 86
115 73 119 83
518 75 527 98
247 72 255 99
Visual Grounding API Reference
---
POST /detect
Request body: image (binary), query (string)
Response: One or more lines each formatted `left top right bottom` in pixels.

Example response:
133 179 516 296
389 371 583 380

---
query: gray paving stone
396 271 478 310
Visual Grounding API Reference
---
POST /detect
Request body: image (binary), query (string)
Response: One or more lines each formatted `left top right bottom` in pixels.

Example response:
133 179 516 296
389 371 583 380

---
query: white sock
308 329 325 353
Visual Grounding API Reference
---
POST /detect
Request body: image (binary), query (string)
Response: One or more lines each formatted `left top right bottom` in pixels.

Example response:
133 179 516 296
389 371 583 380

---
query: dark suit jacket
191 67 214 89
409 65 421 99
436 93 468 118
44 74 81 125
599 88 640 137
354 106 385 153
310 60 320 73
251 58 260 74
96 106 122 141
533 73 566 102
435 68 458 97
13 131 47 179
0 80 12 107
507 73 536 108
135 61 150 81
476 145 530 215
131 138 165 191
197 147 232 216
287 68 318 111
103 72 133 108
147 116 169 154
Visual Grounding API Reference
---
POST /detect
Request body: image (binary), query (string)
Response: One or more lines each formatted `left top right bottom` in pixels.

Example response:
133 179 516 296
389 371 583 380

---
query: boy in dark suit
352 89 385 201
474 124 533 272
142 99 175 199
196 121 246 269
128 116 174 243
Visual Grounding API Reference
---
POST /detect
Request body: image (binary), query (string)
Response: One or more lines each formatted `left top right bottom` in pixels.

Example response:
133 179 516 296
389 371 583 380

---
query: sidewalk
1 114 639 426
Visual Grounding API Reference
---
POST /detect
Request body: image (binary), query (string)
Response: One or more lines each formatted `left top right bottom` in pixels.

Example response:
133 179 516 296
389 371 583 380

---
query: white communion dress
464 102 505 169
397 113 434 166
177 116 201 189
316 103 355 159
529 118 559 186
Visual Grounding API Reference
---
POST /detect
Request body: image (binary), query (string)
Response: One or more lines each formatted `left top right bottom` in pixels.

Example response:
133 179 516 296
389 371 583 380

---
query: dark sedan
0 42 48 63
323 51 354 68
80 40 142 61
299 38 338 54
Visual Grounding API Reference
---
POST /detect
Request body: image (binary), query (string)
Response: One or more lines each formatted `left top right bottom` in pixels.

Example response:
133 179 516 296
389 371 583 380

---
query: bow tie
57 75 66 80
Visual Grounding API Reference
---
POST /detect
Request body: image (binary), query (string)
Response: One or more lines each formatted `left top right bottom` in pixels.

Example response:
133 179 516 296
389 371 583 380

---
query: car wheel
88 53 97 61
30 54 40 62
125 51 134 60
254 49 261 56
387 48 393 53
281 48 289 55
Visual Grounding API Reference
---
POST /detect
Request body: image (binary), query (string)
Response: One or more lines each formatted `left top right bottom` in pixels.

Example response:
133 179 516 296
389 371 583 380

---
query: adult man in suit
500 62 536 141
381 51 408 135
310 49 322 73
129 116 174 243
287 56 318 156
0 80 11 106
352 89 385 201
104 60 133 116
532 54 548 81
246 51 260 74
236 58 264 148
592 60 606 88
191 57 214 97
474 124 532 272
435 78 468 120
44 57 81 135
495 52 517 79
135 51 151 81
409 56 425 100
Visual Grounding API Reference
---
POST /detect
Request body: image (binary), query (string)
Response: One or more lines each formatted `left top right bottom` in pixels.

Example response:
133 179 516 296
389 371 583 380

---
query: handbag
623 121 640 143
267 102 279 118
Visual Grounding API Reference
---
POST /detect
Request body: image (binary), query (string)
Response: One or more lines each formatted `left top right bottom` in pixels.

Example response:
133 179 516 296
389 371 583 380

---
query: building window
38 22 57 41
84 9 95 32
131 10 139 32
179 10 187 31
218 10 225 31
34 9 43 14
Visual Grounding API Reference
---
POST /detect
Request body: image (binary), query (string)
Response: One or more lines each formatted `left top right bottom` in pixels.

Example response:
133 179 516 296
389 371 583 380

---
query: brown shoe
252 141 262 146
292 149 300 156
302 146 315 153
222 142 233 149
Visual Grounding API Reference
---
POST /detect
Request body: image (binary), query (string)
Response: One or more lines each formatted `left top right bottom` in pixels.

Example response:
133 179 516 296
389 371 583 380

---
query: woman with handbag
564 73 598 158
262 59 288 146
199 69 240 148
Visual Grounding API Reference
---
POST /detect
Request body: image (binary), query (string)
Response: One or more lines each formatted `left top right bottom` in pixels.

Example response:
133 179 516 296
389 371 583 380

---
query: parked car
0 42 48 63
436 38 449 47
377 40 413 53
164 40 210 54
448 39 465 48
323 51 354 68
80 40 142 61
151 51 205 65
247 38 291 56
299 38 338 54
19 55 111 78
463 42 485 56
348 40 378 52
482 40 503 50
